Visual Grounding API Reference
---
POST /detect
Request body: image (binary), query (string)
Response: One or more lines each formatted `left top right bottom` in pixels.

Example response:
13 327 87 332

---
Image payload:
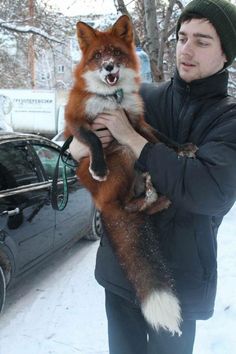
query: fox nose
105 63 114 72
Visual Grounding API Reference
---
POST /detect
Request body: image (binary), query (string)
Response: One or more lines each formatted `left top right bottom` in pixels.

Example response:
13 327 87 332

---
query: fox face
76 15 140 96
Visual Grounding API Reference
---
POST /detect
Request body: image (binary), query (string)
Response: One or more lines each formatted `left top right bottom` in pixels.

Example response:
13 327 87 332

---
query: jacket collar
172 69 229 98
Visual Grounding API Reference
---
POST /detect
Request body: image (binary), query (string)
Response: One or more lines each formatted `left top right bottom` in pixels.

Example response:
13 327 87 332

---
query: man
70 0 236 353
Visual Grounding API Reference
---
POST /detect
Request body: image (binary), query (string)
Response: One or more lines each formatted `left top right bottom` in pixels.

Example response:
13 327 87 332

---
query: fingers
91 122 108 131
94 110 137 145
96 130 114 148
95 109 128 125
91 121 114 147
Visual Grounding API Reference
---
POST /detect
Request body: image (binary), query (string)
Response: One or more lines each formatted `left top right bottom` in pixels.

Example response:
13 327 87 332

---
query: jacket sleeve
136 116 236 216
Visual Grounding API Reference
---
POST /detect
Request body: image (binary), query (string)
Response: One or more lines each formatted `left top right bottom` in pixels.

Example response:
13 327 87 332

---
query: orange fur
65 15 160 198
64 15 182 334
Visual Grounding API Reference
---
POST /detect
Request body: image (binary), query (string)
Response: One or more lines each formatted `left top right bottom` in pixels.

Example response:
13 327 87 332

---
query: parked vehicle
0 132 102 313
51 130 65 147
0 89 69 138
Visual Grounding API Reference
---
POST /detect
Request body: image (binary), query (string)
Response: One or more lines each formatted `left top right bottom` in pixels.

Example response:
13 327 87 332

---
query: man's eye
178 37 186 43
198 41 209 47
94 52 101 59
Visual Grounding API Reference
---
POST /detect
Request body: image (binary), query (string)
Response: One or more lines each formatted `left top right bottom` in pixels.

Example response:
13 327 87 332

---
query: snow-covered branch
0 18 64 44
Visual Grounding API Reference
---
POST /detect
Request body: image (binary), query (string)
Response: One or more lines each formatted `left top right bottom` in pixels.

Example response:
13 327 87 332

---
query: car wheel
0 266 6 314
85 208 103 241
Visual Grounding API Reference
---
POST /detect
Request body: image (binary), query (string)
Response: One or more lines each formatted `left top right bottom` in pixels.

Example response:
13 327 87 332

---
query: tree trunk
157 0 176 80
143 0 163 81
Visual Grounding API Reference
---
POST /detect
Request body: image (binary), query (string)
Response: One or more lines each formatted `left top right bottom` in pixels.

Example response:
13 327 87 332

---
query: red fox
64 15 191 335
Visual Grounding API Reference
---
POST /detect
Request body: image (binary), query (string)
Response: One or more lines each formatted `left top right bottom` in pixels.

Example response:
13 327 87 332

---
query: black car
0 132 102 313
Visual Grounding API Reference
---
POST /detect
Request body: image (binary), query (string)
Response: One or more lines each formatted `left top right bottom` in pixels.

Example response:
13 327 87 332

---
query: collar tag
114 89 123 104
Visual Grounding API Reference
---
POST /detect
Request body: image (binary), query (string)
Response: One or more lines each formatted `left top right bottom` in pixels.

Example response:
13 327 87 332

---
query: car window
32 144 76 180
0 142 39 191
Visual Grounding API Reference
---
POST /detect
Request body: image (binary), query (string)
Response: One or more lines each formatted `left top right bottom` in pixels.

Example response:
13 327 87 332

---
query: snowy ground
0 204 235 354
194 203 236 354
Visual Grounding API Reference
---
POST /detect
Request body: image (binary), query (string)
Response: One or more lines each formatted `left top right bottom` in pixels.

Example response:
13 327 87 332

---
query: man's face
176 18 227 83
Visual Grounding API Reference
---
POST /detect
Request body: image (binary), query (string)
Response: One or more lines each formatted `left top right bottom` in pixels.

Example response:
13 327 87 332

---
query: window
57 65 65 74
0 142 39 191
32 145 76 180
40 72 51 81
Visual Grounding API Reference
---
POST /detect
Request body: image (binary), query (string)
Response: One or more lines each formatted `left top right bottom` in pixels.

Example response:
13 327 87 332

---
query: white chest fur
85 92 143 121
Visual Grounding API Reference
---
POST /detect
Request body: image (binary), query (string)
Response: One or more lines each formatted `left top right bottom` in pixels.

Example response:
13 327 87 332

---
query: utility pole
28 0 35 88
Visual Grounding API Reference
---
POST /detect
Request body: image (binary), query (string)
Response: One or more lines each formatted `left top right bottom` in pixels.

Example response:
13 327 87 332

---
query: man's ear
76 21 97 51
111 15 133 44
222 51 228 67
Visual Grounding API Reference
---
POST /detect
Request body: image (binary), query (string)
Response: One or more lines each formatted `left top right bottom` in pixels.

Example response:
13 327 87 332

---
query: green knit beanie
176 0 236 67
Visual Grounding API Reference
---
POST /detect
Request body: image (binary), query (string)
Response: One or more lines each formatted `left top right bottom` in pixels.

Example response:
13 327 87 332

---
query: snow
0 204 235 354
0 241 107 354
0 19 63 44
47 0 134 16
194 203 236 354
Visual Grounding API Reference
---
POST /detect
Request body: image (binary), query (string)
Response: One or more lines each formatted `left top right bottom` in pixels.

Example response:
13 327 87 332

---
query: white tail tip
141 289 182 336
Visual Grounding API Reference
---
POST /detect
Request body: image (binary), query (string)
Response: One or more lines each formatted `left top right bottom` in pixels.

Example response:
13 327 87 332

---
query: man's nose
181 40 194 56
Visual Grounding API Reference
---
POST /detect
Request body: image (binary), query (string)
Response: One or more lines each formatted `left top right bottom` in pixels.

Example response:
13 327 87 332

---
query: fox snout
104 61 114 72
100 60 120 86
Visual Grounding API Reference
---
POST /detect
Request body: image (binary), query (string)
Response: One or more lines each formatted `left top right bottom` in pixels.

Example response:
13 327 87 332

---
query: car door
0 139 55 274
31 143 94 248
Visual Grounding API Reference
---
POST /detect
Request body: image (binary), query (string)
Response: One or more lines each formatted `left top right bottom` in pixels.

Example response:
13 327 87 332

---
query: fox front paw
89 165 109 181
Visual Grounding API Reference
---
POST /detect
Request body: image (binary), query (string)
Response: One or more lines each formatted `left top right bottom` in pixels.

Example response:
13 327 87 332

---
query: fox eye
114 49 121 56
94 52 101 59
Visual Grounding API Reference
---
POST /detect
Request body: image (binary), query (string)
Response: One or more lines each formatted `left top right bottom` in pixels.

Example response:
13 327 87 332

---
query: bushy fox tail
141 289 182 336
101 204 182 335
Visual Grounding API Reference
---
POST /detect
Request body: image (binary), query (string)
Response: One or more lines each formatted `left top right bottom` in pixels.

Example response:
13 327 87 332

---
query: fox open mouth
105 72 119 86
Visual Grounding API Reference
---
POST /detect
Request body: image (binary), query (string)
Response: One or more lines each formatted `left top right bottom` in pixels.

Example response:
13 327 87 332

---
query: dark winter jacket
95 69 236 320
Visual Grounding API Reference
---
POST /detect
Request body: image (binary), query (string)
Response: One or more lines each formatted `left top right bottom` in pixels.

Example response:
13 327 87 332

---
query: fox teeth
105 73 119 86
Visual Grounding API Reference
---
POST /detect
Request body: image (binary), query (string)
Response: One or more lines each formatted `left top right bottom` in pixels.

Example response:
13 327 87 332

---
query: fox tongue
105 73 119 86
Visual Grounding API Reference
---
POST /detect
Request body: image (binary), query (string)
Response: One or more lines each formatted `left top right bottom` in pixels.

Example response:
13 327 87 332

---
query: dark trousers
105 290 196 354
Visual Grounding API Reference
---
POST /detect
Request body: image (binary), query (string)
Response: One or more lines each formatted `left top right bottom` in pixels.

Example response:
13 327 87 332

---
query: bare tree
133 0 184 82
143 0 162 81
0 0 75 88
157 0 176 79
0 18 63 43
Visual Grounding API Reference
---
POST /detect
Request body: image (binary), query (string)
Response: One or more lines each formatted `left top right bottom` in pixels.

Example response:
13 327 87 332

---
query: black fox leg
148 129 199 158
79 126 108 181
137 123 198 158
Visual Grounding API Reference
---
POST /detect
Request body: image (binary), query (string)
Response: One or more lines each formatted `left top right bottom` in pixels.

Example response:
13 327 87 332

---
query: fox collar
98 88 124 104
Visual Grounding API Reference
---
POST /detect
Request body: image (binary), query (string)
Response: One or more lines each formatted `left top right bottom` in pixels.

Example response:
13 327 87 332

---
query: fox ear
111 15 133 44
76 21 96 50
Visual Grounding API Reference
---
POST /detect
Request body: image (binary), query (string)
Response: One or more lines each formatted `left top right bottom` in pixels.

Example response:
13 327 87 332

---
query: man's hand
95 109 148 158
92 122 114 148
69 109 148 162
69 122 114 162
